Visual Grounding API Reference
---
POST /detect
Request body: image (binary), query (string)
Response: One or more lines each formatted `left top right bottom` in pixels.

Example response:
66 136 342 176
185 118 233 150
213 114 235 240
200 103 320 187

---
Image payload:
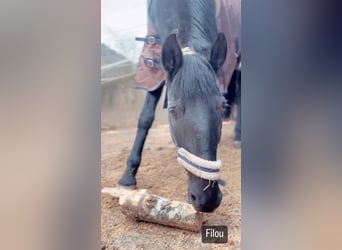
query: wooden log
102 187 203 232
102 186 137 198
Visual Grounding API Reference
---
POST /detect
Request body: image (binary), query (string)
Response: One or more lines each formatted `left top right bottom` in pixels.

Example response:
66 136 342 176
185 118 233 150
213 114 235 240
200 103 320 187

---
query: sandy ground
101 120 241 250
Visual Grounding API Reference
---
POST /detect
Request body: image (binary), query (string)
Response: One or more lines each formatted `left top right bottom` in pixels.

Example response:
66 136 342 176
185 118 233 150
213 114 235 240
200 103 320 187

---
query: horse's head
162 33 227 212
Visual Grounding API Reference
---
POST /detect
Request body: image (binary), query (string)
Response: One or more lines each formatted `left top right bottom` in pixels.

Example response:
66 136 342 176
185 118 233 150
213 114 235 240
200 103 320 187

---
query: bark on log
102 187 203 232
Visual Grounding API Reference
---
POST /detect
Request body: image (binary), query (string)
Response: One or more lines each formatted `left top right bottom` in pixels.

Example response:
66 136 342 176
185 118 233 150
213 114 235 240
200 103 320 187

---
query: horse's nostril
191 194 196 201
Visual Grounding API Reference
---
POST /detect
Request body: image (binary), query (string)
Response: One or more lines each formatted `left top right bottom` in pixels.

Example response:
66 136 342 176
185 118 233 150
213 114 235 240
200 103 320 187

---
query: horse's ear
209 32 227 73
162 34 183 79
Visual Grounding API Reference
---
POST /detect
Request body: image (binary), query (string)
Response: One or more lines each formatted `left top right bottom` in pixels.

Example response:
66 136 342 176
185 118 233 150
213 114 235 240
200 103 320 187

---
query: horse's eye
169 106 177 114
168 105 182 119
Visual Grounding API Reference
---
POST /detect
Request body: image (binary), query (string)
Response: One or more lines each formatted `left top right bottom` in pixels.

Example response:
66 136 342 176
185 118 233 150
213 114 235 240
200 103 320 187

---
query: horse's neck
185 0 217 52
180 0 217 55
149 0 217 55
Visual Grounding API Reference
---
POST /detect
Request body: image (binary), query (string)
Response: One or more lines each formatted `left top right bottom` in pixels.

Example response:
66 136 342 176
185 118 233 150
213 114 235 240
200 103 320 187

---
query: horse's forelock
168 55 220 102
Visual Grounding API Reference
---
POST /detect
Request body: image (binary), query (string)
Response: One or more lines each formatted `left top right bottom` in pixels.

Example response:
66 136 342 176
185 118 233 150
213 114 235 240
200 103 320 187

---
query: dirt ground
101 120 241 250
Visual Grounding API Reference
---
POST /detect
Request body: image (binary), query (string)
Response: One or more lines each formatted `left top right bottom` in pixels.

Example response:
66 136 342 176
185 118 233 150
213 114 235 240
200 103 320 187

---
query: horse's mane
148 0 217 55
186 0 217 54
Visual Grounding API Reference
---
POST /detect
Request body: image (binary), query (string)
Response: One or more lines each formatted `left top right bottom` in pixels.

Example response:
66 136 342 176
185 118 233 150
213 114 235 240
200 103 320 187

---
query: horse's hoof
118 173 137 187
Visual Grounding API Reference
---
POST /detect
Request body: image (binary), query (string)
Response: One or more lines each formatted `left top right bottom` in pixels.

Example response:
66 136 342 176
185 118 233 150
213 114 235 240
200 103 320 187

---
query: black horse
118 0 228 212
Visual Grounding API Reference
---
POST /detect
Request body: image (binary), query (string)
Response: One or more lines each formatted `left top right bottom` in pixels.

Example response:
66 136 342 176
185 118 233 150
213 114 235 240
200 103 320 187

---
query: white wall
101 0 147 63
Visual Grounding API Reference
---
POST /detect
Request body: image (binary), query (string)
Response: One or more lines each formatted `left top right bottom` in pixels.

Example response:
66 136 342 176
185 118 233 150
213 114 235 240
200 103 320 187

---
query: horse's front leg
118 83 164 187
233 70 241 147
223 69 239 119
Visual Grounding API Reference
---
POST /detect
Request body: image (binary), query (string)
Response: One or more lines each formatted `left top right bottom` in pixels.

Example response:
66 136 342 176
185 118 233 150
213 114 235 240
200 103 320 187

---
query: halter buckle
145 58 154 68
146 35 156 45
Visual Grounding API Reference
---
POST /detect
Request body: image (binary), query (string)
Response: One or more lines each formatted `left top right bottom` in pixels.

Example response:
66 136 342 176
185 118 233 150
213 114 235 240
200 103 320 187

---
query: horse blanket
134 0 241 93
